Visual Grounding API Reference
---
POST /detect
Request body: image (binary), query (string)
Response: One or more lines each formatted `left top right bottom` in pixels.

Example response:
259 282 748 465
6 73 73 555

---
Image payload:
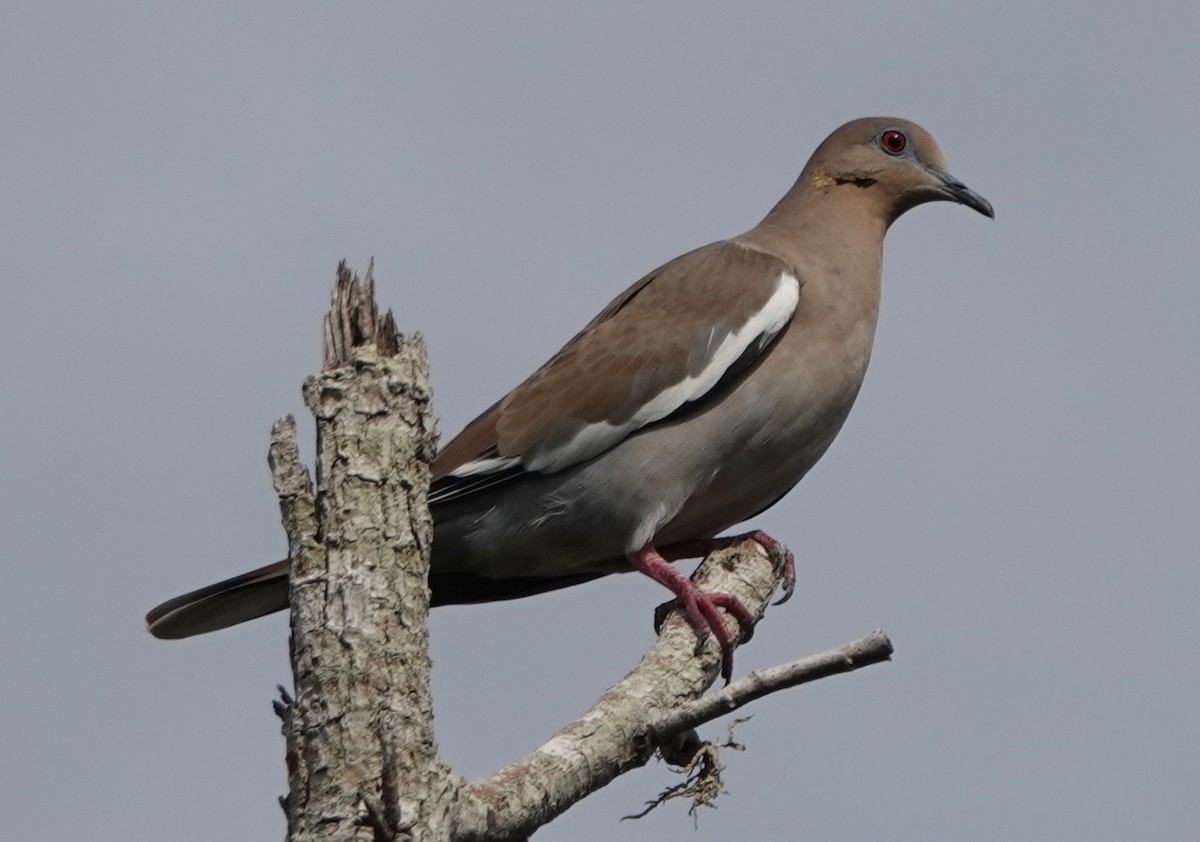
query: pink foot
659 530 796 605
629 545 755 682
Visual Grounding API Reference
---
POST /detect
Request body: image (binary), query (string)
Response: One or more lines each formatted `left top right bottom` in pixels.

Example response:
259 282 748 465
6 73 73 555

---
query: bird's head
803 117 994 224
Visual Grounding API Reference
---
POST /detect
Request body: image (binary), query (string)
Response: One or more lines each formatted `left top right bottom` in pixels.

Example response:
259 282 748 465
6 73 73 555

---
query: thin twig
649 630 894 739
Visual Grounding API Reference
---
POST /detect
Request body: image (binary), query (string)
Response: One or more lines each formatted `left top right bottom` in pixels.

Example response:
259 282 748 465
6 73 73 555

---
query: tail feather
146 560 290 639
146 562 614 639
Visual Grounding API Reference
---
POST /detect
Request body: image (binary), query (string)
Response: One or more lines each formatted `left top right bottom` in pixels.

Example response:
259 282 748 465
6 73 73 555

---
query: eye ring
880 129 908 155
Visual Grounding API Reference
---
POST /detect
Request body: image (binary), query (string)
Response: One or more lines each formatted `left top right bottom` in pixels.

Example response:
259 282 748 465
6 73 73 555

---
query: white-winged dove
147 117 992 679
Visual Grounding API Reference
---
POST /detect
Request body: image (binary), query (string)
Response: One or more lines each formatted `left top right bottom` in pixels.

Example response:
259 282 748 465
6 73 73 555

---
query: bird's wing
429 240 800 504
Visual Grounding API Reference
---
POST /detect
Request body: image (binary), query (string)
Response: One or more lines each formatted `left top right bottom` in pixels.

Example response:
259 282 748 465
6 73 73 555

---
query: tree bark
274 262 456 841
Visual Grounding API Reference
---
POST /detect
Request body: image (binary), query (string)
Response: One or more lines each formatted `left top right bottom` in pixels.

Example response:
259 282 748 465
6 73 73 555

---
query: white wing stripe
526 272 800 472
448 454 521 478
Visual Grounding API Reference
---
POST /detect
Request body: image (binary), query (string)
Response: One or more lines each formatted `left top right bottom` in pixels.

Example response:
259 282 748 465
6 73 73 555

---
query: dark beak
937 172 994 218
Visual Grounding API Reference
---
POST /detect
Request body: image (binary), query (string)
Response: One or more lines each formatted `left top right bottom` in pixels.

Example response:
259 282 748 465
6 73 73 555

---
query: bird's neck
738 181 889 289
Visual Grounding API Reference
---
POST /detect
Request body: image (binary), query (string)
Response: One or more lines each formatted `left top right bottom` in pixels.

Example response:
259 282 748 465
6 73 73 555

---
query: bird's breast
658 270 882 541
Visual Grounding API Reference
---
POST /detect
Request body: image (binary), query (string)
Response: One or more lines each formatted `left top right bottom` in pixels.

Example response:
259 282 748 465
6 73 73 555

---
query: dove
147 117 993 679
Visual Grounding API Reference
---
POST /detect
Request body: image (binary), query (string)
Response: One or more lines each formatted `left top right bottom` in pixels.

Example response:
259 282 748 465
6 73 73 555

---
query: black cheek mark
834 176 878 189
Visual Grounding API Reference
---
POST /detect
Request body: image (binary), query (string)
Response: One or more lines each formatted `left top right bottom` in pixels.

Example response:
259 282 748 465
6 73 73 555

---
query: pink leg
628 544 755 682
658 529 796 605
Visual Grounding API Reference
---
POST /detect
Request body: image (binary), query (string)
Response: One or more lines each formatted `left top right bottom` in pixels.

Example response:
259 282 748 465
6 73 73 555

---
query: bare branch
649 630 894 737
454 542 893 839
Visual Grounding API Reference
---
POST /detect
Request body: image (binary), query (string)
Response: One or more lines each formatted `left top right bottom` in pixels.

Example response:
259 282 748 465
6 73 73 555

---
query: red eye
880 129 907 155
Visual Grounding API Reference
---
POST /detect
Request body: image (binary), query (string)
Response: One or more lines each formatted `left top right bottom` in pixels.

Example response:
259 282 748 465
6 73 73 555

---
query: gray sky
2 3 1197 840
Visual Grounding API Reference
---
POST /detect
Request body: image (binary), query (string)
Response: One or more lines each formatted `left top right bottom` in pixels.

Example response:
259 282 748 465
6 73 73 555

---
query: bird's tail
145 560 613 639
145 560 290 639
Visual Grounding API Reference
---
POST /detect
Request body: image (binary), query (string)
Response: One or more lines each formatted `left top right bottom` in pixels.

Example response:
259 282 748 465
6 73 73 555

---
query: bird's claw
633 535 791 683
653 586 756 683
665 529 796 605
744 532 795 605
